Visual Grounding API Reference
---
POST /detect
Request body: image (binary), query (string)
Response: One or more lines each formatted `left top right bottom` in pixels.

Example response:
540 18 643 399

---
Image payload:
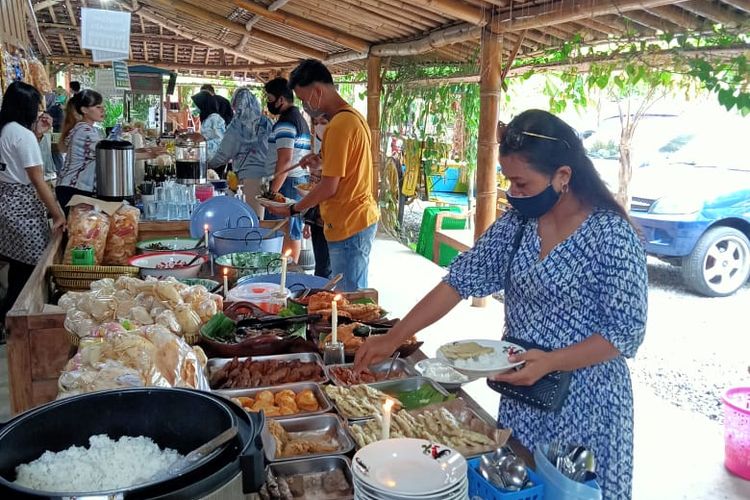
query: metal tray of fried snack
207 352 328 390
325 359 419 386
346 398 511 459
216 382 333 419
261 413 356 462
267 456 353 499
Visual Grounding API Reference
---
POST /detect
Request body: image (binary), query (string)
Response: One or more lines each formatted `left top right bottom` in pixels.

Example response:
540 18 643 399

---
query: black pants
310 223 331 279
55 186 95 216
0 256 35 331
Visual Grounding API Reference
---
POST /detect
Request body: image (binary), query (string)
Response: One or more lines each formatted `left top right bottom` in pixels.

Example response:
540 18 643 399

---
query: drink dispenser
175 132 207 184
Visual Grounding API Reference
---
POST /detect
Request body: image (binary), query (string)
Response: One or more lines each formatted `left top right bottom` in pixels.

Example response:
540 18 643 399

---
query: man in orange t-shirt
266 59 379 291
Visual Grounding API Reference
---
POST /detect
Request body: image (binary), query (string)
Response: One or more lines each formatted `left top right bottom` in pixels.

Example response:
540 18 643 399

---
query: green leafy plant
533 26 750 206
102 100 124 128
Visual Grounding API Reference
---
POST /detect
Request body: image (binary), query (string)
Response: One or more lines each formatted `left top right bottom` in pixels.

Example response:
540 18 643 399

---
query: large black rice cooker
0 388 265 499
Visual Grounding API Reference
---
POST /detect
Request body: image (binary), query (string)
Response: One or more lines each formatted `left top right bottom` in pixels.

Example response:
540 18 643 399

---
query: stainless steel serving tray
324 359 419 386
261 413 355 462
267 456 353 498
207 352 328 390
367 376 450 399
214 382 333 419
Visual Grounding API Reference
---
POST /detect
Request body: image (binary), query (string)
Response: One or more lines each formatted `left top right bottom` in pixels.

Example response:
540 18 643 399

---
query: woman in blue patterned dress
355 109 647 498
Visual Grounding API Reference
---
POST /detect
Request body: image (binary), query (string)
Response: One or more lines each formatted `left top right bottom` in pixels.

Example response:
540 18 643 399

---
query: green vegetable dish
201 312 236 342
393 385 454 410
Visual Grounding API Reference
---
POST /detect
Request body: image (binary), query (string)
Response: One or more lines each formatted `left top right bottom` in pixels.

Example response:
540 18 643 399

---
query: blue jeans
265 175 308 240
327 223 377 292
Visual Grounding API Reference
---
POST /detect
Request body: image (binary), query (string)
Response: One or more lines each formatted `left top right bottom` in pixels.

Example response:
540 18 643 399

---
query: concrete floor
1 234 749 498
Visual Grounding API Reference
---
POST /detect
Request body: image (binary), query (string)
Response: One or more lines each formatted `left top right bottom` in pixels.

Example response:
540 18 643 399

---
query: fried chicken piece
307 292 346 313
282 439 337 457
274 389 296 405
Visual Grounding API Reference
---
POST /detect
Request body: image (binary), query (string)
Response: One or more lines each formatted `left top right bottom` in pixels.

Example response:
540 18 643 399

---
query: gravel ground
399 202 750 423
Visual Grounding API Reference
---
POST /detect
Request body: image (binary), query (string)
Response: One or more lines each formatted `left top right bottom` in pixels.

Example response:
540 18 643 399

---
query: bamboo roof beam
293 1 411 38
232 0 371 52
336 0 436 32
679 1 744 25
49 55 297 72
622 10 677 32
372 0 451 24
490 0 688 33
644 5 703 29
164 0 328 59
372 23 482 56
574 19 621 36
126 1 265 63
722 0 750 14
26 0 52 56
408 0 486 25
34 0 64 11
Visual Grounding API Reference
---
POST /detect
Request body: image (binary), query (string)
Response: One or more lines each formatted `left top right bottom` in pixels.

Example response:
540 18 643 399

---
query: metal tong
260 161 305 194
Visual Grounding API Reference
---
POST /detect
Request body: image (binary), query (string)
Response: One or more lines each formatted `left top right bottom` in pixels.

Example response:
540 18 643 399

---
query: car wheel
681 226 750 297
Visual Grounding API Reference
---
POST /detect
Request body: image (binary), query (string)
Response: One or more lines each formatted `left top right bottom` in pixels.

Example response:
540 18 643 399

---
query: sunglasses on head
497 121 571 150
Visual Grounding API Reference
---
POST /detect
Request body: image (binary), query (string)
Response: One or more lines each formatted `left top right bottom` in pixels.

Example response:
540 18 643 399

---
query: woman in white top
0 82 65 325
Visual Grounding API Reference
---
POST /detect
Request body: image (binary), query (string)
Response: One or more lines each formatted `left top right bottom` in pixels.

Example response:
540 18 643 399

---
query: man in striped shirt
264 77 312 262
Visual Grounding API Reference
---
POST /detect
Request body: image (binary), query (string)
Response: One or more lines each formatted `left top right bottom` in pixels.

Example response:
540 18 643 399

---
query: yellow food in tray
232 388 320 417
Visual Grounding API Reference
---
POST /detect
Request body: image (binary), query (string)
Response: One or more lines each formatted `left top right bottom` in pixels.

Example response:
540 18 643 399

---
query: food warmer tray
325 359 419 386
261 413 355 463
214 382 333 419
267 455 353 495
207 352 328 389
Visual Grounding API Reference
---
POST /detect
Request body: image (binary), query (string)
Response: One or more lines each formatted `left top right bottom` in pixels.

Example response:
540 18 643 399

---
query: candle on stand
331 294 341 344
203 224 209 248
381 398 394 441
223 268 229 297
279 249 291 295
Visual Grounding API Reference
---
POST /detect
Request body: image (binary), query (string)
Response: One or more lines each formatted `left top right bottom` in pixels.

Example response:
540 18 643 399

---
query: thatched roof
30 0 750 80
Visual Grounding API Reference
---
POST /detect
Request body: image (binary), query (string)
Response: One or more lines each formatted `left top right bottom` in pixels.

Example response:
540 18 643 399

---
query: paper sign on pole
81 8 131 53
112 61 131 90
94 69 118 98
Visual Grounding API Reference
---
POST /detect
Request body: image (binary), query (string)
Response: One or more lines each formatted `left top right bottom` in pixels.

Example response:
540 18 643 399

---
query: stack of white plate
352 438 469 499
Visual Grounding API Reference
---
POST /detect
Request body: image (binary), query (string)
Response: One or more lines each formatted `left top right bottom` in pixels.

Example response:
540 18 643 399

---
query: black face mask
266 100 280 115
506 184 560 219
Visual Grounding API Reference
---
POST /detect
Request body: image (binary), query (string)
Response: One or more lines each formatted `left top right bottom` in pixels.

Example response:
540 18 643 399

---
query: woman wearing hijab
209 88 272 217
191 91 226 172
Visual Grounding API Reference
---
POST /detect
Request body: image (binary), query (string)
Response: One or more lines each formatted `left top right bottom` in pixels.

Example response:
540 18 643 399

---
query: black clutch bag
486 336 571 411
486 218 571 412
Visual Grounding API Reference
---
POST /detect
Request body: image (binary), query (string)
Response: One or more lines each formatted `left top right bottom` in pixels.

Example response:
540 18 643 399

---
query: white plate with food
435 339 526 379
414 358 471 390
255 194 296 208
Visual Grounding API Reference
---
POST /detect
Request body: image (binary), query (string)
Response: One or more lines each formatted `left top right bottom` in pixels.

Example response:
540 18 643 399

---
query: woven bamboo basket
51 264 139 292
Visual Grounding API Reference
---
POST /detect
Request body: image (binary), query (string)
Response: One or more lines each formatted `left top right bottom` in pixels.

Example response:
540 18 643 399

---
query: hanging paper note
81 8 131 53
92 49 128 63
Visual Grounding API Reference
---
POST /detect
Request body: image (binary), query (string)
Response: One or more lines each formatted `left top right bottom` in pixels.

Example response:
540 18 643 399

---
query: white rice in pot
14 434 183 493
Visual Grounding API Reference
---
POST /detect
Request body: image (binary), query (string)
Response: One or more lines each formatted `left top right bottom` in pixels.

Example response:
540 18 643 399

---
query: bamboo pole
473 27 501 307
233 0 371 52
367 55 382 200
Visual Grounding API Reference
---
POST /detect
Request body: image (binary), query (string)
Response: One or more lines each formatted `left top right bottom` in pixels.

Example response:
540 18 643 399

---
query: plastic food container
227 282 290 314
533 446 601 500
722 387 750 479
467 457 544 500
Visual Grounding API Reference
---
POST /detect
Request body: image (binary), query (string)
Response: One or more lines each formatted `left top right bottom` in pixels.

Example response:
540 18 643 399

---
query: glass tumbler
323 341 345 366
